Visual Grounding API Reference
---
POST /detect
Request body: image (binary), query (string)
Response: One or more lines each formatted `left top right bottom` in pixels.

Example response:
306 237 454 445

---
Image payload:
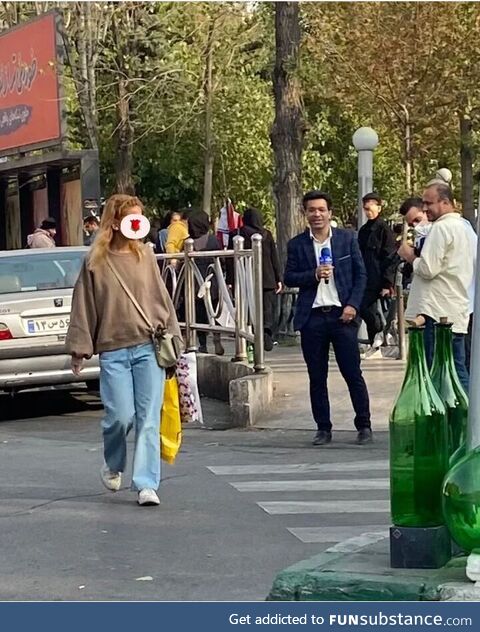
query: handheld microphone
319 247 333 284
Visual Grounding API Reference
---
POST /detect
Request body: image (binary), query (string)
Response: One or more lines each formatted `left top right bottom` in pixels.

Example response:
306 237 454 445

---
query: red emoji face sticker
130 218 141 232
120 214 151 240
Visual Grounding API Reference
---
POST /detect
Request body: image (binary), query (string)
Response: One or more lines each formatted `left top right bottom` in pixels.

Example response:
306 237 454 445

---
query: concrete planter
196 354 273 428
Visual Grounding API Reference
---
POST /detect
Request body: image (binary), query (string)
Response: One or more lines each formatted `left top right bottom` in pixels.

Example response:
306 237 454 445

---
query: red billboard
0 12 63 156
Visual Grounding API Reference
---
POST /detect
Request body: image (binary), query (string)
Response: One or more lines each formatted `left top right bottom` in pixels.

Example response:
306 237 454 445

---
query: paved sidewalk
260 343 405 431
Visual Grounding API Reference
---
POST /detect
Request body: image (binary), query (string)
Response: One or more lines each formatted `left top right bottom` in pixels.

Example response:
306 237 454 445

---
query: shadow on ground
0 389 104 423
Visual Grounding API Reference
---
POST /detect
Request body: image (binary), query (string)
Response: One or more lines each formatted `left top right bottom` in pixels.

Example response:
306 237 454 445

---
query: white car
0 247 99 394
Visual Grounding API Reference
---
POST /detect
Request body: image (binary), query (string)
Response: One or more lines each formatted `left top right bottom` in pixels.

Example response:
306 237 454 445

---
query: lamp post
475 171 480 229
352 127 379 229
467 200 480 452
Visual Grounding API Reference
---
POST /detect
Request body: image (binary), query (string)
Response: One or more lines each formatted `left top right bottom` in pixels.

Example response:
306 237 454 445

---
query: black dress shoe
356 428 373 445
264 332 274 352
312 430 332 446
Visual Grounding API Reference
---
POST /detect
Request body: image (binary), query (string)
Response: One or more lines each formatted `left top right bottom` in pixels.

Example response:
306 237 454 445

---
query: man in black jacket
284 190 371 446
358 192 397 346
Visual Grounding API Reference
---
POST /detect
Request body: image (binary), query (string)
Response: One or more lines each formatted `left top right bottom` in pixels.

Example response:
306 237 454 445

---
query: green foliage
93 1 275 219
301 1 480 212
3 1 480 230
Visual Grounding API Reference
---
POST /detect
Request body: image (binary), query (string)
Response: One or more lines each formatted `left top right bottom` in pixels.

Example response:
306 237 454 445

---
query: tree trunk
112 14 134 194
402 105 413 194
115 76 135 194
202 18 215 217
271 1 305 270
62 3 99 149
85 2 99 137
460 112 475 224
76 5 98 148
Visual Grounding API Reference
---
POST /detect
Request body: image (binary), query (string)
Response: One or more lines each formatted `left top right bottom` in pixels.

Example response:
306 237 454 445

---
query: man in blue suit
284 190 372 446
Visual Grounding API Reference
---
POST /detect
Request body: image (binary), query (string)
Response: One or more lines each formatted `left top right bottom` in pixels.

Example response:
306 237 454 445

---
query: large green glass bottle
442 447 480 552
390 327 448 526
430 320 468 463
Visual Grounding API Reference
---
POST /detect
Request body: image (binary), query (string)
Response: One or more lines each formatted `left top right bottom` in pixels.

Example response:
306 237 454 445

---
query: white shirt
413 222 432 254
405 213 474 333
310 230 342 308
462 218 477 313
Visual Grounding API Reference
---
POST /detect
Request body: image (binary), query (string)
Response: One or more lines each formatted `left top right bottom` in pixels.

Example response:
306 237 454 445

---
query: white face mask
414 223 432 239
120 214 151 240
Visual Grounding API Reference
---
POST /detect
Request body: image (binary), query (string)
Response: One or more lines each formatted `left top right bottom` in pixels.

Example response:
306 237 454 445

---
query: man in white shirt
398 184 474 391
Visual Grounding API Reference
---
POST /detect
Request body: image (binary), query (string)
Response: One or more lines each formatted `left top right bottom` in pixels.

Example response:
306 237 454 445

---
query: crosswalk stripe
230 478 389 492
207 459 388 476
287 526 389 543
257 499 390 515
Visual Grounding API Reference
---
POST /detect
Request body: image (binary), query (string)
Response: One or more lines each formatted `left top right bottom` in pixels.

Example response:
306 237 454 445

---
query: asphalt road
0 388 389 601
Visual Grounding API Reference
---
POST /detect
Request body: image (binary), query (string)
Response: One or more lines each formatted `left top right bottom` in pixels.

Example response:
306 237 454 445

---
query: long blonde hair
88 194 146 270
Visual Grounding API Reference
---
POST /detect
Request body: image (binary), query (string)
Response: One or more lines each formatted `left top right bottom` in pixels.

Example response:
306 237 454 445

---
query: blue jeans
99 342 165 491
424 317 469 393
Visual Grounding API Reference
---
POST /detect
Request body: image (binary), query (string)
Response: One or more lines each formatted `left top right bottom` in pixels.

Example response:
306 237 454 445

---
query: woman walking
66 194 181 506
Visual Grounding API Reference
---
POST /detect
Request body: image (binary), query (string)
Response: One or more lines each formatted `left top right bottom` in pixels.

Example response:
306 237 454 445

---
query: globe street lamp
352 127 379 229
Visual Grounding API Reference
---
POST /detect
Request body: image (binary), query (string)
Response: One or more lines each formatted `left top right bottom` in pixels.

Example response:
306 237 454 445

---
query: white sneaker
363 346 382 360
372 332 384 349
100 464 122 492
137 489 160 506
385 333 395 346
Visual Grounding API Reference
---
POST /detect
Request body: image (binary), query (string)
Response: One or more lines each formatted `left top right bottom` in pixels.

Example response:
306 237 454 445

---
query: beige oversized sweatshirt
66 247 182 358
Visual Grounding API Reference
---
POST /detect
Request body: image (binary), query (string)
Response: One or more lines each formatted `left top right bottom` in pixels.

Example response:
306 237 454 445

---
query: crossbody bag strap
106 257 155 333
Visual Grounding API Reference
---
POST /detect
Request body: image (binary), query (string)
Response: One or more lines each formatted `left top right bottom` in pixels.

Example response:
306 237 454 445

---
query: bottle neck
431 324 456 374
406 328 430 380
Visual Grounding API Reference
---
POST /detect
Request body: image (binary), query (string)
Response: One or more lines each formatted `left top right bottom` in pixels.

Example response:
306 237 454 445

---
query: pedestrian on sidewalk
423 172 476 371
188 210 225 356
66 193 181 507
157 210 182 254
398 183 475 392
165 210 190 258
227 207 283 351
398 196 431 290
284 190 372 446
358 193 397 348
83 215 99 246
27 217 57 248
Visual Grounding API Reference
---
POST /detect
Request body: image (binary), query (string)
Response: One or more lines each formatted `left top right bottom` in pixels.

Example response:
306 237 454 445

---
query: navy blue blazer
284 228 367 331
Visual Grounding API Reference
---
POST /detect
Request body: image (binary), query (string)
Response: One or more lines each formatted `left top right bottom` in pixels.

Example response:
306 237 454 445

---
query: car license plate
26 317 70 334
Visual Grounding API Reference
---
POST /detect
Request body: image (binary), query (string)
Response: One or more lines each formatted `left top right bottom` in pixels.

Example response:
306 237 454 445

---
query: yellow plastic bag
160 377 182 464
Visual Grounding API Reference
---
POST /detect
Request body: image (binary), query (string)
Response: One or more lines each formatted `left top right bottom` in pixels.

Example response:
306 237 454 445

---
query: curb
268 532 471 602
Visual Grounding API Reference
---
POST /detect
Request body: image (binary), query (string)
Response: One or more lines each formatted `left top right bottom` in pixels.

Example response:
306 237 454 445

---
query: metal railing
156 235 265 372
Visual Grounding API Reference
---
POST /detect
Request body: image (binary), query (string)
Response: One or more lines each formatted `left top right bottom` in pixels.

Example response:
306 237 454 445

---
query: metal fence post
467 213 480 451
233 235 247 361
183 238 197 352
252 233 265 372
396 264 406 361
